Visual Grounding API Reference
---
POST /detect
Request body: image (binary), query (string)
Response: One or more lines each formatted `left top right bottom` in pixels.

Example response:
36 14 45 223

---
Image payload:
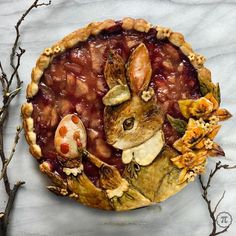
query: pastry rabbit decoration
52 43 167 210
103 43 164 166
53 114 151 210
54 43 165 167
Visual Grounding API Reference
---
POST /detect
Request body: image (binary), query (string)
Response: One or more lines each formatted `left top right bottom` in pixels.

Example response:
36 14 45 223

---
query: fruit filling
29 22 201 183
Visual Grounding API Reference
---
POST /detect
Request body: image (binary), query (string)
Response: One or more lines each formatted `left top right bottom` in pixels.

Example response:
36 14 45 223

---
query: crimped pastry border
21 18 213 209
22 17 210 159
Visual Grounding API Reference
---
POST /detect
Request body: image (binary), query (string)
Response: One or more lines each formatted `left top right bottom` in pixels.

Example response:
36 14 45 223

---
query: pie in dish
22 18 232 211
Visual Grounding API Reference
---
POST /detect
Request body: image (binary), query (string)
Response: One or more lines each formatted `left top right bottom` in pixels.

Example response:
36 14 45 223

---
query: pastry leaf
167 114 187 135
198 77 221 104
213 82 221 104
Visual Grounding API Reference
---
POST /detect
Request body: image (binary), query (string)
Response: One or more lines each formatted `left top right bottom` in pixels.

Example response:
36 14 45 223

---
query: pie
22 18 232 211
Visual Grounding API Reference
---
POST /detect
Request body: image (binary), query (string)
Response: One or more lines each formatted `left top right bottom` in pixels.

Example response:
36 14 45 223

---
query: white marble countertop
0 0 236 235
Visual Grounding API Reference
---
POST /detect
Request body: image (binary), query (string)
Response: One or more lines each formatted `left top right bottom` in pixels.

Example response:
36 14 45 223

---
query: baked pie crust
22 18 231 211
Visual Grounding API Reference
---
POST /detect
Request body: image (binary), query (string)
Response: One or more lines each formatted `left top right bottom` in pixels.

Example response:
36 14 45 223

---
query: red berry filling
29 22 201 184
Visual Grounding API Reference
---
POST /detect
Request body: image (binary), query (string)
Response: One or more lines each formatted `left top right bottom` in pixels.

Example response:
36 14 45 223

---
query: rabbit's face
104 95 163 150
103 43 164 152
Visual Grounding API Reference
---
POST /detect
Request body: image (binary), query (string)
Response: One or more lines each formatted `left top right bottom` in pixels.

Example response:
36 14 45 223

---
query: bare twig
199 161 236 236
0 1 52 235
9 0 52 88
0 181 25 235
8 48 25 89
0 126 22 181
0 129 10 195
213 191 225 214
0 62 8 91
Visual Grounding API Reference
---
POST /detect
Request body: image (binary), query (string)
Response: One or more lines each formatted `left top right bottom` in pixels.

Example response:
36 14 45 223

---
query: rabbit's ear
104 51 127 88
127 43 152 95
103 51 131 106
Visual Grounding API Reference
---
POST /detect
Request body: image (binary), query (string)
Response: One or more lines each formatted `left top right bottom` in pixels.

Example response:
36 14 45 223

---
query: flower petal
207 143 225 157
187 118 198 129
194 138 206 149
207 125 221 140
189 97 214 118
171 155 185 169
173 139 190 153
204 93 219 110
193 151 207 166
179 168 188 184
214 108 232 121
178 100 193 119
182 127 205 148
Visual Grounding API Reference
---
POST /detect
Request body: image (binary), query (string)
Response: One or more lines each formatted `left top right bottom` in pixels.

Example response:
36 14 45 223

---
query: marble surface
0 0 236 235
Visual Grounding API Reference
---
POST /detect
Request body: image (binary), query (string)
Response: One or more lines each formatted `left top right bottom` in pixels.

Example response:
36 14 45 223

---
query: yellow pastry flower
173 118 224 156
188 53 196 62
196 54 206 65
171 89 232 184
209 115 219 125
53 46 61 54
178 93 231 121
43 47 53 56
189 97 214 118
204 138 214 150
171 151 207 184
141 88 154 102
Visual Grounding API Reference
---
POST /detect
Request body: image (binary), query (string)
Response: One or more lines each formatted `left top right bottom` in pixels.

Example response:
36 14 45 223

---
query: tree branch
8 48 25 89
0 1 52 235
199 161 236 236
0 126 22 181
10 0 52 88
0 128 10 196
213 191 225 214
0 62 8 92
0 181 25 235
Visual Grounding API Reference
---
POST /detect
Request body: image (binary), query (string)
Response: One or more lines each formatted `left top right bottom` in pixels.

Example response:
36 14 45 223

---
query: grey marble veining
0 0 236 235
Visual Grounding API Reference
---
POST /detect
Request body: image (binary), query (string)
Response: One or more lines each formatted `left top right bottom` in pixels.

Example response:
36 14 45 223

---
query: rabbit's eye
123 117 135 130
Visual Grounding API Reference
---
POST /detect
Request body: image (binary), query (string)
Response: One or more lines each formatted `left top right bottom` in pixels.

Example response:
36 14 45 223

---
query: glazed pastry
22 18 231 210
